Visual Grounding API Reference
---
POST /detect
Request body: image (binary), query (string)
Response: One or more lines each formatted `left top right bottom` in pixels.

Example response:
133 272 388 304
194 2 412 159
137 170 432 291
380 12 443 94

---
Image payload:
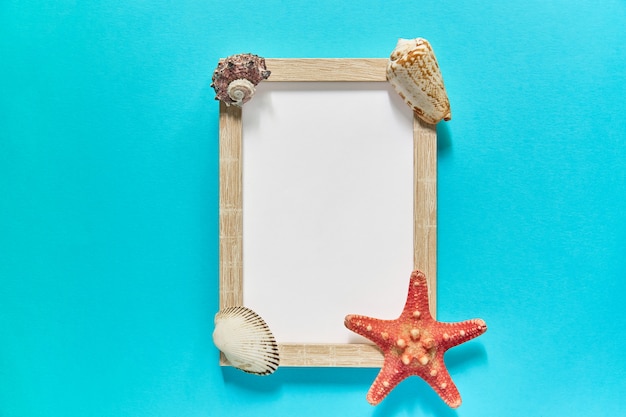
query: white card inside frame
218 58 438 367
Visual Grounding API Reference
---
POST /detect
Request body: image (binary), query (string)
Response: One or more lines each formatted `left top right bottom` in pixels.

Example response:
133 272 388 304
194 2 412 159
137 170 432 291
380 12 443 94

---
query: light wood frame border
219 58 437 367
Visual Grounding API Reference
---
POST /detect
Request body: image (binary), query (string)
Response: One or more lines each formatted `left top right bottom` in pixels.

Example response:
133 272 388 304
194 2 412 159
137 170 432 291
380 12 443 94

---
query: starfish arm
344 315 395 349
436 318 487 349
366 356 408 405
420 356 462 408
401 270 435 322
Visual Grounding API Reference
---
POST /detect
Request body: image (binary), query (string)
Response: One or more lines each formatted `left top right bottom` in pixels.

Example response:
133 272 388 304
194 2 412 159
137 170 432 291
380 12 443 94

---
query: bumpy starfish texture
344 270 487 408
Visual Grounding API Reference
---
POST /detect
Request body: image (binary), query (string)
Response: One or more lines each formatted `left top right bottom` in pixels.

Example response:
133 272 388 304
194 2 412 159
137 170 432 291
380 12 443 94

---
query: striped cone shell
386 38 451 124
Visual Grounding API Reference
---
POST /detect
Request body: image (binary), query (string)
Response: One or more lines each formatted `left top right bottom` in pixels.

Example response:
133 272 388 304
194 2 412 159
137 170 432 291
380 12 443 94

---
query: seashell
226 79 256 106
386 38 451 124
211 53 271 107
212 306 280 375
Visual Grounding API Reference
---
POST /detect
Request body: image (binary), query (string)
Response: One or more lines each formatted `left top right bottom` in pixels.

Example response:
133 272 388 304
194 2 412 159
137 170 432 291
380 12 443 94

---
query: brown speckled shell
211 53 271 106
386 38 451 124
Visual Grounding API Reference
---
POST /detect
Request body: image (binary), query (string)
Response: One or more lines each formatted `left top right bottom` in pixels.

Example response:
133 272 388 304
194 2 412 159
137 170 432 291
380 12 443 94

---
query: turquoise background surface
2 1 626 416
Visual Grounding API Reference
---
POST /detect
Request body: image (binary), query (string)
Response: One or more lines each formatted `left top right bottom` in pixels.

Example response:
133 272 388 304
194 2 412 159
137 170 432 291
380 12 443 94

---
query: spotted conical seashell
211 53 271 107
212 306 280 375
386 38 451 124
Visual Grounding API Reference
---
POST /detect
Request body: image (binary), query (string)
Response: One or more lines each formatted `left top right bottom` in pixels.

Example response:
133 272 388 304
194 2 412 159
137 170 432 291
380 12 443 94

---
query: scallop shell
386 38 451 124
211 53 271 107
212 306 279 375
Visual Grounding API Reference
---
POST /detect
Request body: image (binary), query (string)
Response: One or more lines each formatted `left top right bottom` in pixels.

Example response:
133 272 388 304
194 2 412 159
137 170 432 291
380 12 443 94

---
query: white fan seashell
227 79 256 107
386 38 451 125
213 306 280 375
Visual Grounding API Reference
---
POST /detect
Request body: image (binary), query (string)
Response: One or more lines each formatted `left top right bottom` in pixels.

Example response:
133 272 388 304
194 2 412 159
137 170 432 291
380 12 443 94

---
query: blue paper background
2 1 625 416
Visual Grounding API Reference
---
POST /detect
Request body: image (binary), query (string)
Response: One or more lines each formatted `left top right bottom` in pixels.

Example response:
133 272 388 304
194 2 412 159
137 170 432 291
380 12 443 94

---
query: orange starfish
344 270 487 408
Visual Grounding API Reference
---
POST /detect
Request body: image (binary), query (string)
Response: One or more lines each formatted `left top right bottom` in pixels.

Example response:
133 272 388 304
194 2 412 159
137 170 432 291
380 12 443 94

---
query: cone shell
213 306 280 375
386 38 451 124
211 53 271 107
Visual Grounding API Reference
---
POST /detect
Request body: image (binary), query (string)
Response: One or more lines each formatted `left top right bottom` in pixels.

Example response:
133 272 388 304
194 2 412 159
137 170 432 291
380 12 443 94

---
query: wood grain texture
278 343 383 367
219 102 243 309
218 58 438 367
220 343 383 368
413 116 438 318
265 58 387 82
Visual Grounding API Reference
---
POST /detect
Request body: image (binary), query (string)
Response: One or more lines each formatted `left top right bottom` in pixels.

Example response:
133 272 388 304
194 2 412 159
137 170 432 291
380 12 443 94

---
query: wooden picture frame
219 58 437 367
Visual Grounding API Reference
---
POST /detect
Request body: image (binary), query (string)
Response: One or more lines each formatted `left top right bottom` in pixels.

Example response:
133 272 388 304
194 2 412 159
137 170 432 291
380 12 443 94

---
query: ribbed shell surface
213 306 280 375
